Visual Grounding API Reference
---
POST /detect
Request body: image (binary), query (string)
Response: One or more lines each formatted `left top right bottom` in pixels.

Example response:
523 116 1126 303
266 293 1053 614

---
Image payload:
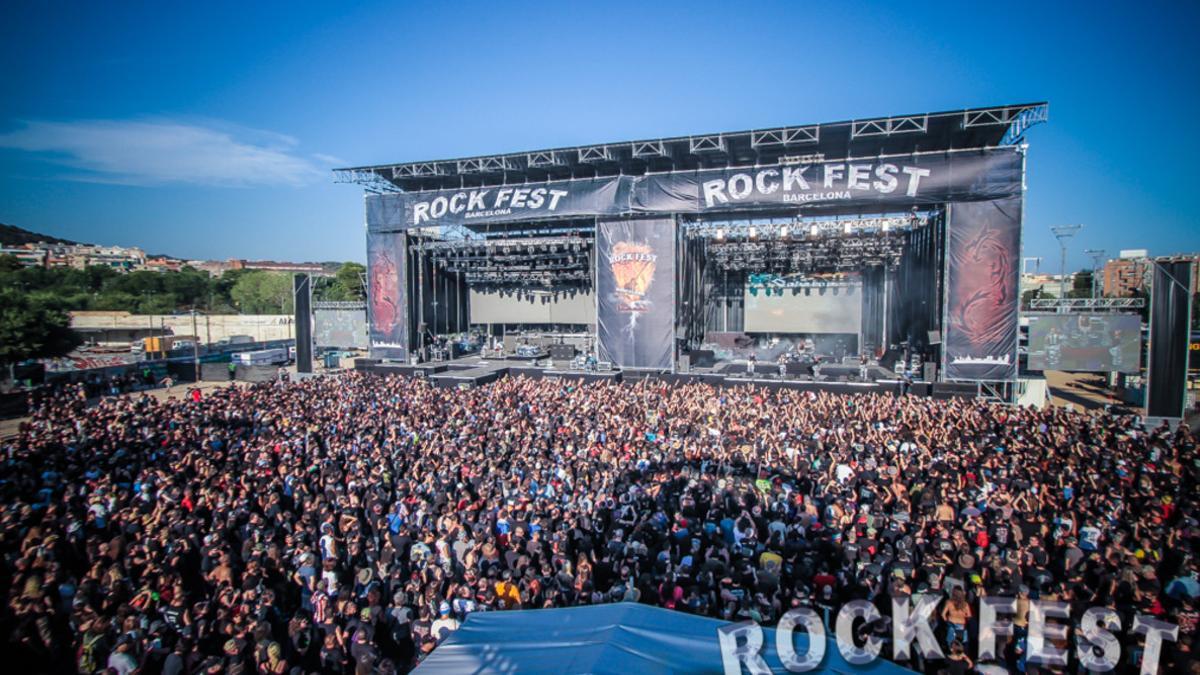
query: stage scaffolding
345 102 1045 399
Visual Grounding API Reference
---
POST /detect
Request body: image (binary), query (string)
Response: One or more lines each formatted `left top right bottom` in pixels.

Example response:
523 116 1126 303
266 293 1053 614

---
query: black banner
367 148 1022 231
1147 260 1194 418
597 218 676 369
944 197 1021 381
366 230 408 360
629 148 1022 215
367 177 629 231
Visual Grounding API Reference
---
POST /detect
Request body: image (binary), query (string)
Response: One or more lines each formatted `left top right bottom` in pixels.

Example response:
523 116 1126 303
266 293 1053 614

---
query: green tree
89 291 139 311
333 262 365 300
161 267 212 309
0 254 21 274
1021 288 1055 309
230 271 293 314
0 288 80 380
1067 270 1095 299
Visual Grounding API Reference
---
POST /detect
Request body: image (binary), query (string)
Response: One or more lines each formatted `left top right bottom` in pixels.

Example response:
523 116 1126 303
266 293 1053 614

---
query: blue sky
1 1 1197 269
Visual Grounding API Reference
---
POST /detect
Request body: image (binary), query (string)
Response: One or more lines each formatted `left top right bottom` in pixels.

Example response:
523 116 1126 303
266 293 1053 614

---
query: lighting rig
414 235 593 293
691 214 927 274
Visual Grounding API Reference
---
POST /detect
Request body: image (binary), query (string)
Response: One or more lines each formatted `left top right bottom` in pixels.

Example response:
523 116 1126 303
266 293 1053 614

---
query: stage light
810 224 819 237
779 226 789 238
882 221 890 233
715 228 724 240
843 222 852 235
749 226 757 239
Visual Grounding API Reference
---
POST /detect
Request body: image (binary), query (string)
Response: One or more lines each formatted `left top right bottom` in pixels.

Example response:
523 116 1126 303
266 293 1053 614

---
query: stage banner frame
943 196 1022 381
596 217 677 370
366 230 409 360
367 148 1023 232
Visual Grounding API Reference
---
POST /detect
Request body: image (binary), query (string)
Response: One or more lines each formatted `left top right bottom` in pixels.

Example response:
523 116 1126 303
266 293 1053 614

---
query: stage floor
352 356 942 395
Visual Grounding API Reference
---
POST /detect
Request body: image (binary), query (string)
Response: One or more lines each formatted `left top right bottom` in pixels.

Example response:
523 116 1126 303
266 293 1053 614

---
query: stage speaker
691 350 716 368
679 354 690 372
293 274 314 374
549 344 576 360
927 330 942 345
923 362 938 383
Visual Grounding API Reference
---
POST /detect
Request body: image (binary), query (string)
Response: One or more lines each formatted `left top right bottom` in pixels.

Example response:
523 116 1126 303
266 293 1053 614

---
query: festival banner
943 197 1021 381
365 148 1023 231
630 148 1022 215
596 218 676 369
366 230 408 360
367 176 630 231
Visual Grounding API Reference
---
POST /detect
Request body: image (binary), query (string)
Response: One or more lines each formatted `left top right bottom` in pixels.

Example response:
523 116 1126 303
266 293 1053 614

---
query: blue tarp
413 602 917 675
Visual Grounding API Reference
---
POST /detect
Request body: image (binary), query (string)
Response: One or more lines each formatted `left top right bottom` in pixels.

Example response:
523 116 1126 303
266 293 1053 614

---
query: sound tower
293 274 314 374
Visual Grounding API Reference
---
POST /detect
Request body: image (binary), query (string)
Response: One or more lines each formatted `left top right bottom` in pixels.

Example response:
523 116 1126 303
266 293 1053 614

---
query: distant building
63 244 146 271
1103 255 1151 297
1102 251 1200 296
238 260 335 276
143 256 184 273
1021 272 1073 296
0 243 48 267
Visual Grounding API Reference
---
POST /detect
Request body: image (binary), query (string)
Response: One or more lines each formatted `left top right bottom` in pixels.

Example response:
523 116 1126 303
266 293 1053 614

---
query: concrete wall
71 311 294 345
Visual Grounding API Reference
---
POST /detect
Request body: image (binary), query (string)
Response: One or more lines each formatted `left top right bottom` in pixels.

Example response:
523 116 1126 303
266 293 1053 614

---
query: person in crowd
1 372 1197 673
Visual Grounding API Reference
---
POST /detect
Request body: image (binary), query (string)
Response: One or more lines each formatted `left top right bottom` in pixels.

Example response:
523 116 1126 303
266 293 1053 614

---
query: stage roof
411 602 917 675
336 102 1046 194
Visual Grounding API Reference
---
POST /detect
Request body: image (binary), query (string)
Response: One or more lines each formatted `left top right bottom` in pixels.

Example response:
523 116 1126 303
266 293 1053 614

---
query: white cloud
0 118 327 187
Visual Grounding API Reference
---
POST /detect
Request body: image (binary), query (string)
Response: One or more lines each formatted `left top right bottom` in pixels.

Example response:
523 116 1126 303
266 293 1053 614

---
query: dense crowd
1 372 1197 674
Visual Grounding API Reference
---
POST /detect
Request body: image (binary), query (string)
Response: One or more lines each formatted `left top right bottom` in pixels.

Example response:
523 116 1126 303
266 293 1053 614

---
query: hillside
0 223 81 247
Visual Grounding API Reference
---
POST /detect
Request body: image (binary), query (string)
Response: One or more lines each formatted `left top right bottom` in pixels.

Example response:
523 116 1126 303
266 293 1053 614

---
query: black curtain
703 268 745 334
679 234 709 349
861 266 885 355
1147 260 1194 418
886 212 944 357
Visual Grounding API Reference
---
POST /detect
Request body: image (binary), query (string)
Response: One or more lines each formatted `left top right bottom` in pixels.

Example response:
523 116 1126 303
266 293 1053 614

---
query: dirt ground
1043 370 1123 412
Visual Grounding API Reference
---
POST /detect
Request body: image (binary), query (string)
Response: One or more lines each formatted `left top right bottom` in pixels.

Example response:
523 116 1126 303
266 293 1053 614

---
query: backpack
77 632 104 673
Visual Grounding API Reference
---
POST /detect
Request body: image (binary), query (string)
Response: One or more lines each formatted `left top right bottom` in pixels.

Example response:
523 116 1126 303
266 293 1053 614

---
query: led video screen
1027 313 1141 373
314 308 369 349
744 286 862 334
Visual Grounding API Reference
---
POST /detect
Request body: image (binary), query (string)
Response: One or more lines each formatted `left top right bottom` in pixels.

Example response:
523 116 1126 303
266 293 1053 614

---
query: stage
348 355 984 397
344 103 1045 403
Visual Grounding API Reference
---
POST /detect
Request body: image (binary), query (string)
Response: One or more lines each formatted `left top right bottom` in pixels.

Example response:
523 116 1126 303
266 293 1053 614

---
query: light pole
1084 249 1107 299
1051 225 1082 307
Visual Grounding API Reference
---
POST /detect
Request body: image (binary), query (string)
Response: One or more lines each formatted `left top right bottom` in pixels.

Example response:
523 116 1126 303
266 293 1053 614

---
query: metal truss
526 151 566 168
312 301 367 310
750 126 819 148
331 168 400 193
963 106 1027 128
392 162 447 178
456 156 521 173
577 145 614 163
851 114 928 138
1000 104 1049 145
689 134 725 153
415 235 590 252
631 140 668 159
684 214 926 240
1029 297 1146 310
332 103 1047 191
